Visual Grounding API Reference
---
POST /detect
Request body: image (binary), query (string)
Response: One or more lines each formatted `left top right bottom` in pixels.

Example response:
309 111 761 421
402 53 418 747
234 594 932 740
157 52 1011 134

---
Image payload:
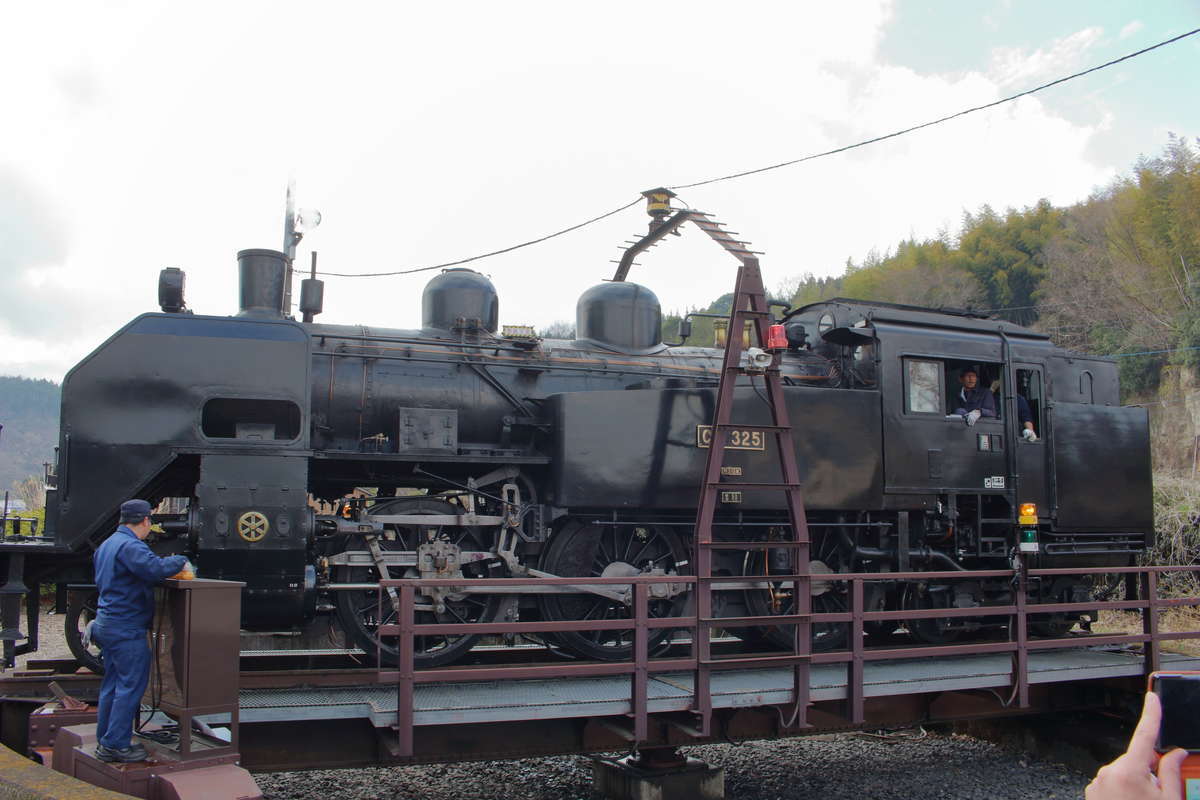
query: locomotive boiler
1 217 1153 671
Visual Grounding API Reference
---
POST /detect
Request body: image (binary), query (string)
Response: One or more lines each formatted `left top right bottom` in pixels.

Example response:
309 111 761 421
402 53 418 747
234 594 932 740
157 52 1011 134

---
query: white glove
965 409 981 426
1022 428 1037 442
81 619 95 648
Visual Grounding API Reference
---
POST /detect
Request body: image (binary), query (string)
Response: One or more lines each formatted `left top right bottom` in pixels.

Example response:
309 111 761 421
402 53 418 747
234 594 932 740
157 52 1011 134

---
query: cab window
945 361 1003 420
905 359 942 414
1017 368 1044 436
851 343 877 387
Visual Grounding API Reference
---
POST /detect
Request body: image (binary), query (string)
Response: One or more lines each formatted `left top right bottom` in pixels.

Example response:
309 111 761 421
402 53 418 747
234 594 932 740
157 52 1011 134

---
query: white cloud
988 26 1104 88
0 1 1125 379
1119 20 1145 40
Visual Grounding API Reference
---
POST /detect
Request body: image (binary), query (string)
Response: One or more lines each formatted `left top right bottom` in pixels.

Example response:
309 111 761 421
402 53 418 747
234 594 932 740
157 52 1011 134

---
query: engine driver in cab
953 365 996 425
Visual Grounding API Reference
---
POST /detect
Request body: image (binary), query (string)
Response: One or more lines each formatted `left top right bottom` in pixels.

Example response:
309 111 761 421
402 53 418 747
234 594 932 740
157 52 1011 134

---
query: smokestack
237 249 288 318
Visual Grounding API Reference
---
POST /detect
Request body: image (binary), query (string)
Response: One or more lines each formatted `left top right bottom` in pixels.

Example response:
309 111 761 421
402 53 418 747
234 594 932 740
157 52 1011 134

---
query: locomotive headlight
1018 503 1038 525
641 187 676 217
295 208 323 232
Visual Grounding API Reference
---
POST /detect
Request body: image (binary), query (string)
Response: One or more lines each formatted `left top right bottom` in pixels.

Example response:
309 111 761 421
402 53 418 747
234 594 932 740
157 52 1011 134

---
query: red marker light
767 324 788 351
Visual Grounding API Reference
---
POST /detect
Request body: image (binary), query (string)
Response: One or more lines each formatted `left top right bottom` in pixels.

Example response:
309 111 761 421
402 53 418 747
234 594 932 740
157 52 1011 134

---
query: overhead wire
1110 345 1200 359
314 27 1200 280
982 284 1185 315
315 198 641 278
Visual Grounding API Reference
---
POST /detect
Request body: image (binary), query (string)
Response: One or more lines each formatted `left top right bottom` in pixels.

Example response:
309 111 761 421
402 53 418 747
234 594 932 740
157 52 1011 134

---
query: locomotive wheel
334 497 507 668
537 519 690 661
1029 576 1078 637
64 589 104 674
742 532 849 653
903 585 962 644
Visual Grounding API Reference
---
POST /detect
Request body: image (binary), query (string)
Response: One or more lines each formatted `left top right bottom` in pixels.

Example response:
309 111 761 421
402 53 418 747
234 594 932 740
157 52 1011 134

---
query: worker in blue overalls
91 499 187 763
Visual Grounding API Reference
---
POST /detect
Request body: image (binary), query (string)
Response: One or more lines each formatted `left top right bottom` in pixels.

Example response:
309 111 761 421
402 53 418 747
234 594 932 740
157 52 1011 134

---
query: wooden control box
145 578 244 760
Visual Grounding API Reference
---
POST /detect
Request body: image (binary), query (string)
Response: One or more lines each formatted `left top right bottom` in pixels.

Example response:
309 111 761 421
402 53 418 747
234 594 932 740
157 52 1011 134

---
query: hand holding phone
1086 691 1188 800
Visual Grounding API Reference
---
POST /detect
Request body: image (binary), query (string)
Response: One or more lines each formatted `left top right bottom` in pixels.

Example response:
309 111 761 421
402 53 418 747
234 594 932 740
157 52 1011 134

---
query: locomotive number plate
696 425 765 451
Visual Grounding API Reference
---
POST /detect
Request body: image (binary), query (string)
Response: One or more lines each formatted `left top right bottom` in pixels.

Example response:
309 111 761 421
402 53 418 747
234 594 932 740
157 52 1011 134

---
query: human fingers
1157 748 1188 800
1129 692 1164 766
1085 761 1116 800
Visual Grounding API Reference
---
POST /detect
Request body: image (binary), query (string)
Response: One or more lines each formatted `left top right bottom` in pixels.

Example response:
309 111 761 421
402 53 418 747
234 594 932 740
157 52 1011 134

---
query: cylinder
237 249 288 318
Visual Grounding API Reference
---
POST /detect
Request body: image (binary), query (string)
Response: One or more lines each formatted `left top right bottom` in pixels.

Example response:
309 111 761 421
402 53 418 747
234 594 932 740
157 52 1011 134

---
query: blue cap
119 499 154 522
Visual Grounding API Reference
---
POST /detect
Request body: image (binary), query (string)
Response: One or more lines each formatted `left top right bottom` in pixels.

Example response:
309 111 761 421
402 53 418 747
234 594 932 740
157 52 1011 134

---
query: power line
985 284 1184 315
318 26 1200 279
670 27 1200 191
1128 397 1192 409
316 198 642 278
1110 345 1200 359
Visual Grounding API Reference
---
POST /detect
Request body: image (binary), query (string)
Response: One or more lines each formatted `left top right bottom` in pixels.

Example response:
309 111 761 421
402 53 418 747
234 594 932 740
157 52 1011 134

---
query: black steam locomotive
0 233 1152 670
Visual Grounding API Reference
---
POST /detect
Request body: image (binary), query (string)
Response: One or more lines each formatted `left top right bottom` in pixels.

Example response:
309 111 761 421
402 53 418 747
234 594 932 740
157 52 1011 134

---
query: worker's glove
81 619 95 649
964 409 982 426
1022 428 1038 442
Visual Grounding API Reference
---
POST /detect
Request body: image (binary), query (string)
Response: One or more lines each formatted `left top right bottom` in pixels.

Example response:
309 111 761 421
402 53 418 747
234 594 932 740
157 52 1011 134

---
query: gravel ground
256 731 1092 799
13 610 1094 799
8 606 74 668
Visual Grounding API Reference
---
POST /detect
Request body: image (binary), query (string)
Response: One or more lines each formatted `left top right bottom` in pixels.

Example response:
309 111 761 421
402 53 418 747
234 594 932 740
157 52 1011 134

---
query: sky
1 0 1197 380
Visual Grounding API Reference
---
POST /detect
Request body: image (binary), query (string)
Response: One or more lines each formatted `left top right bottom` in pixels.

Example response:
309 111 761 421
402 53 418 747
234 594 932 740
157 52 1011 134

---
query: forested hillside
0 376 59 499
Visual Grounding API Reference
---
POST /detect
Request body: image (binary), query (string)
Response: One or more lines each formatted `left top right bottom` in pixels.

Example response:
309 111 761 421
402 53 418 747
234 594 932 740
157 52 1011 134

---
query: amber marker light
1018 503 1038 525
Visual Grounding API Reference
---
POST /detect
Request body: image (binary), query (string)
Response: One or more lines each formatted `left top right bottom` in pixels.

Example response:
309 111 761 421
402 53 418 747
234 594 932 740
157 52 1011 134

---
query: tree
841 238 985 310
538 320 576 340
783 273 844 308
954 200 1065 325
1039 135 1200 399
11 474 44 511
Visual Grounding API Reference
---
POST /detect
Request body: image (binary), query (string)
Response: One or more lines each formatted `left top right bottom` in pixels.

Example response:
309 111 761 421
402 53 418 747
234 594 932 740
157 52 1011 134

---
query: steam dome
575 281 664 354
422 268 499 333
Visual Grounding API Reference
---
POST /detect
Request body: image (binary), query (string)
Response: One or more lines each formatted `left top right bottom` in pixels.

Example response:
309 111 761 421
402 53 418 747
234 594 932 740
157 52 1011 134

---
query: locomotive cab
789 298 1150 566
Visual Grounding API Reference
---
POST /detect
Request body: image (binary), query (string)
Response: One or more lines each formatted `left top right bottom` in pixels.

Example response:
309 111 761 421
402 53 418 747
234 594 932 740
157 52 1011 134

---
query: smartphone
1151 672 1200 753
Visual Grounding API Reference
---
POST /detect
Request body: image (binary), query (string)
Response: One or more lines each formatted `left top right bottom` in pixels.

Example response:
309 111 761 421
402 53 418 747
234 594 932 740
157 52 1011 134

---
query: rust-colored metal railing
376 575 700 757
378 563 1200 757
